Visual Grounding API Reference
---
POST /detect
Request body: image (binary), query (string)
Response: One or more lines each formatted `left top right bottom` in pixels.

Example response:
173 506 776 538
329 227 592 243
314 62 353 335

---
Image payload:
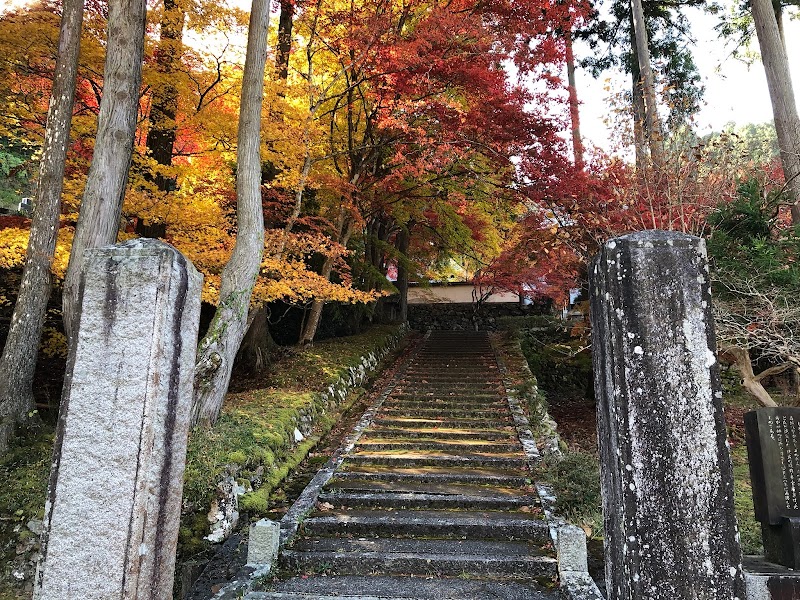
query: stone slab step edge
371 418 513 429
317 490 540 510
384 400 509 410
280 549 557 578
354 440 520 452
365 427 516 440
332 469 529 486
378 408 511 419
247 574 559 600
323 477 530 497
300 511 550 541
344 454 528 468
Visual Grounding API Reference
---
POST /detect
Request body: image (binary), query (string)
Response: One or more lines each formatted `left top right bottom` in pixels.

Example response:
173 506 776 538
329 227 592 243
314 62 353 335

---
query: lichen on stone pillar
590 230 744 600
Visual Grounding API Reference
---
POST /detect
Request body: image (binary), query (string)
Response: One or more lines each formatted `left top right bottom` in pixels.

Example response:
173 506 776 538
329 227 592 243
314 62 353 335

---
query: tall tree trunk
299 213 354 344
276 0 295 81
237 0 301 374
144 0 185 192
773 0 785 47
752 0 800 224
565 28 584 171
396 225 410 323
62 0 147 345
0 0 83 453
236 307 278 375
630 0 665 172
191 0 270 427
629 18 646 172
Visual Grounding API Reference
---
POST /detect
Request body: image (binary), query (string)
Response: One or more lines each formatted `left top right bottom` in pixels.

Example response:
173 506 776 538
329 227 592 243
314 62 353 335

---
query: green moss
228 450 248 465
0 427 54 598
179 324 406 553
178 511 213 556
240 488 270 513
0 427 53 522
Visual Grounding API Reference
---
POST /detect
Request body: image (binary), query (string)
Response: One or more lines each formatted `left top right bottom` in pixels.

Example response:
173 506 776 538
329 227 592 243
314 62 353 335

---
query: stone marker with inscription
745 407 800 569
34 240 202 600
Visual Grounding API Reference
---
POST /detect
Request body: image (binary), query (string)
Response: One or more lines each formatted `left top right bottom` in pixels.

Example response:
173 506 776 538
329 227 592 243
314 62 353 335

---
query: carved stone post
35 239 202 600
590 231 744 600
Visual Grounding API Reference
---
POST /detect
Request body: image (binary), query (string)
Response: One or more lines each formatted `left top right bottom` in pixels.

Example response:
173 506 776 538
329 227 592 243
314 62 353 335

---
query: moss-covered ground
0 323 406 598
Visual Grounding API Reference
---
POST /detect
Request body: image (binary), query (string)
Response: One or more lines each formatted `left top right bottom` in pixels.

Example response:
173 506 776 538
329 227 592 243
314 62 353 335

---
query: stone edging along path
491 333 604 600
203 324 411 547
215 330 604 599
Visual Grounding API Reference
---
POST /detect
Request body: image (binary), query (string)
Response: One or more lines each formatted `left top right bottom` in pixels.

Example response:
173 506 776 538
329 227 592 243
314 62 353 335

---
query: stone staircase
251 331 559 600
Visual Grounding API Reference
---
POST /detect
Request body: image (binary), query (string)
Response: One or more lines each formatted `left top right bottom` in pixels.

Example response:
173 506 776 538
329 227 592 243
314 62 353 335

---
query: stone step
300 508 550 541
385 399 508 410
390 392 504 400
412 352 494 358
399 381 500 388
413 351 494 356
401 374 500 382
345 452 528 469
397 383 500 390
317 490 539 510
334 465 529 486
393 382 501 389
394 382 502 390
251 575 558 599
378 408 509 420
382 399 507 408
406 360 497 366
389 392 503 399
355 439 519 452
408 367 496 370
281 538 556 578
252 577 557 599
324 478 530 498
366 427 516 440
372 417 512 429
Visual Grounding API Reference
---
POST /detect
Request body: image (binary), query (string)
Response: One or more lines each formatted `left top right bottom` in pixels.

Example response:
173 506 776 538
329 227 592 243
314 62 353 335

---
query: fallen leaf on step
317 501 334 511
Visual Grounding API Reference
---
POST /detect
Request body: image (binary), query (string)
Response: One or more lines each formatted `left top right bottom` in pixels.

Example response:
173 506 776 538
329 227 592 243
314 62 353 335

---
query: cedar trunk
191 0 270 427
62 0 147 343
629 16 646 171
276 0 295 81
0 0 84 453
630 0 665 171
752 0 800 224
145 0 184 192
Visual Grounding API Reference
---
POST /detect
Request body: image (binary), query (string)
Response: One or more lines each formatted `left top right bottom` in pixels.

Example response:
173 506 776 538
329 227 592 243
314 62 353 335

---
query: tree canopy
0 0 798 430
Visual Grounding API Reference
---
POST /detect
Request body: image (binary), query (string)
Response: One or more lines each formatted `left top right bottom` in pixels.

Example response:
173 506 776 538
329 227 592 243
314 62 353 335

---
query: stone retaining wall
204 324 409 545
408 302 549 331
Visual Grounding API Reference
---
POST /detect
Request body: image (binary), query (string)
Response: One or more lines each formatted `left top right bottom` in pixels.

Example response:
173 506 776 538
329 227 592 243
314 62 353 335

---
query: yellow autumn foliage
0 227 73 280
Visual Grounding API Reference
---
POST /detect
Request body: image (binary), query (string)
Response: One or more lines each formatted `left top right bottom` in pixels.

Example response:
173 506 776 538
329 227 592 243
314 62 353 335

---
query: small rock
27 519 43 536
294 428 304 442
12 570 25 580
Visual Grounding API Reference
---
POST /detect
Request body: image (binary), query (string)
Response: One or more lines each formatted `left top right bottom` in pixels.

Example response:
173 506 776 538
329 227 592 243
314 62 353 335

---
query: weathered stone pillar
590 230 745 600
35 239 202 600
